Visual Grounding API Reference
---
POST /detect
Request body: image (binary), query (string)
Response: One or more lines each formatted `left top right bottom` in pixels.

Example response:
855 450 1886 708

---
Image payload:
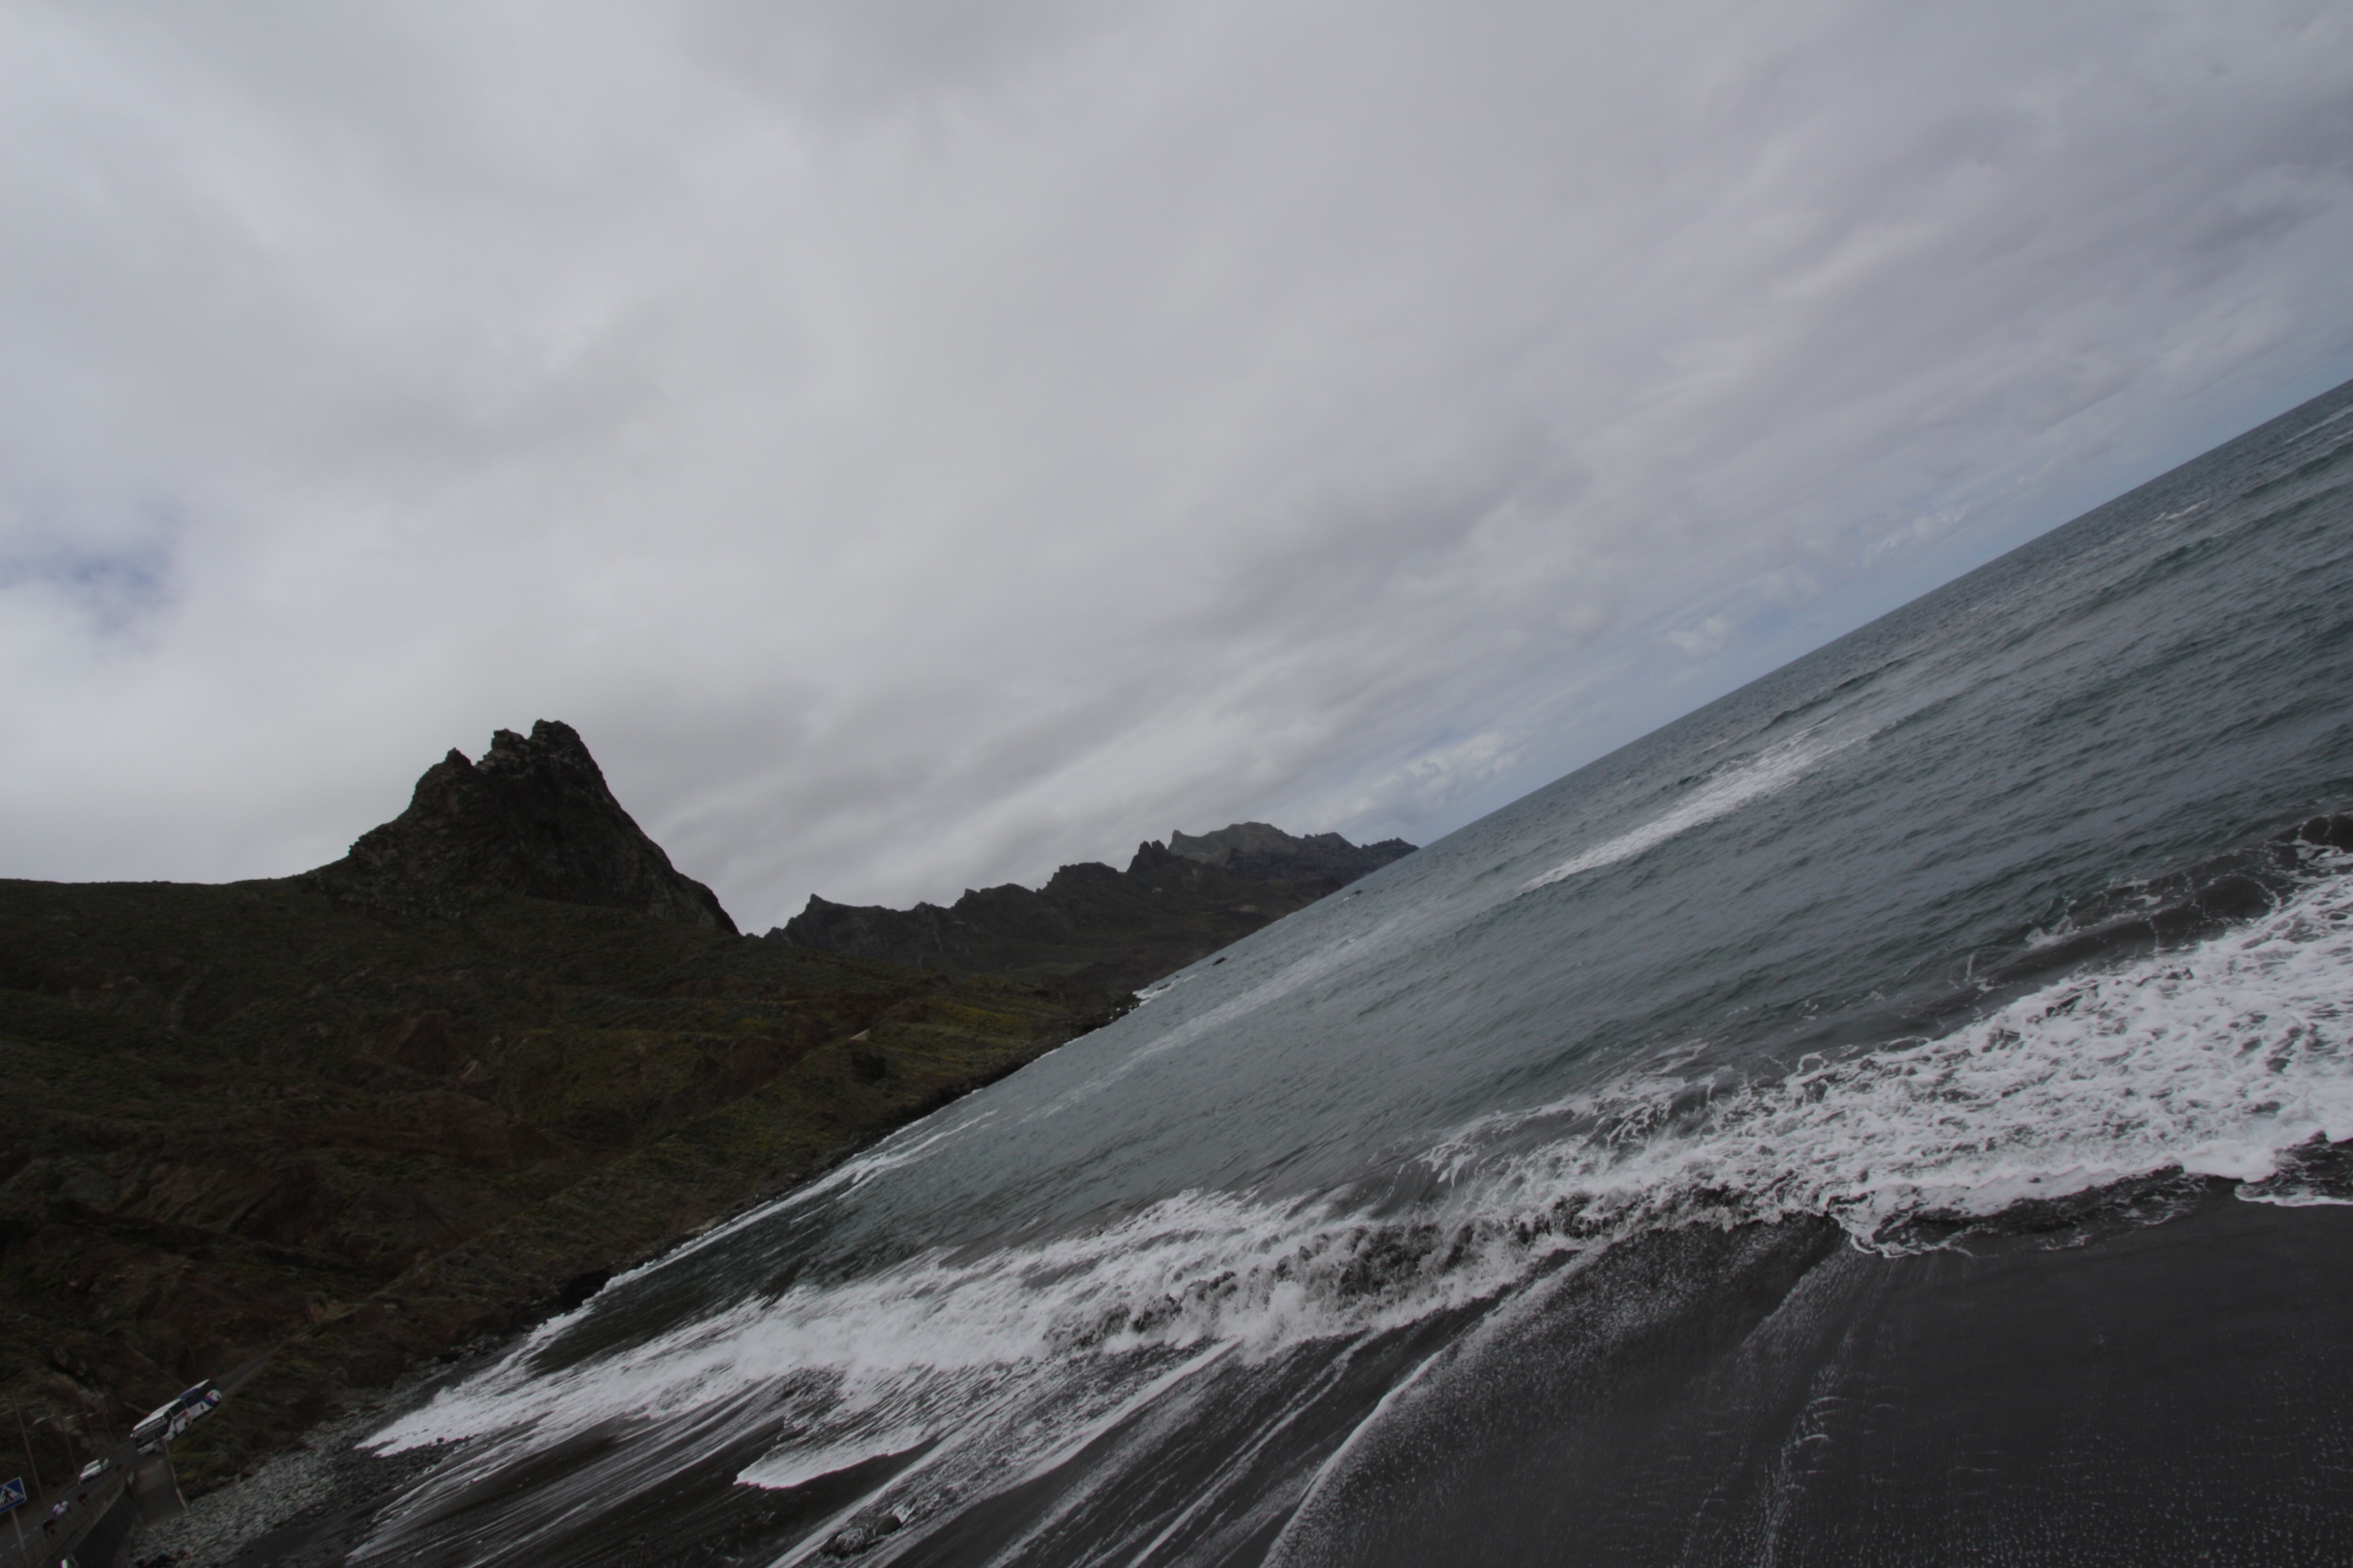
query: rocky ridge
1167 821 1413 882
776 822 1414 999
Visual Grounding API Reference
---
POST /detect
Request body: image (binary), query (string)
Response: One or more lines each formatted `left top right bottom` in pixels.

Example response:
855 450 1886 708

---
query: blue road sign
0 1476 24 1512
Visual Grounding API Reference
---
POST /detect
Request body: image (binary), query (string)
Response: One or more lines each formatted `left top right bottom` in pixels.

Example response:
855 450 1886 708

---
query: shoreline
126 1339 500 1568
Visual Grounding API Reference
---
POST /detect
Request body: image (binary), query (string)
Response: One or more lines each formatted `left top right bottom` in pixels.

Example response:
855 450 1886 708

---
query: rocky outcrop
309 721 737 933
776 824 1414 1000
1167 822 1416 883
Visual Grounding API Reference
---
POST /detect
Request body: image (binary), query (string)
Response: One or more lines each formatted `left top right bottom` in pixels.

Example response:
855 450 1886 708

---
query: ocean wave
365 857 2353 1554
1522 729 1859 891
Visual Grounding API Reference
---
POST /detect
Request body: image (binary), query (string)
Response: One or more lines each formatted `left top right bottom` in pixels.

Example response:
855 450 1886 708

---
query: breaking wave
1523 729 1859 890
368 852 2353 1555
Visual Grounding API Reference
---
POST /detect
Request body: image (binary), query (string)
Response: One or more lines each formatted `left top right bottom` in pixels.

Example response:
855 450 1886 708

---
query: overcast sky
5 0 2351 930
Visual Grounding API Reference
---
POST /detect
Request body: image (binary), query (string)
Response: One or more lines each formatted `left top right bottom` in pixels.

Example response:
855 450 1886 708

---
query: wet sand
1274 1191 2353 1567
136 1188 2353 1567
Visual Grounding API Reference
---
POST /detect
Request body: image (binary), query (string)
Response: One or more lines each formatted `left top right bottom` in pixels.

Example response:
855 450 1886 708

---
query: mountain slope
0 728 1096 1495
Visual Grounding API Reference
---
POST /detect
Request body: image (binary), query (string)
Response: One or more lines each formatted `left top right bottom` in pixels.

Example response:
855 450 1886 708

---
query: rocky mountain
0 725 1103 1498
309 720 737 933
1166 821 1413 883
776 823 1415 999
0 729 1413 1503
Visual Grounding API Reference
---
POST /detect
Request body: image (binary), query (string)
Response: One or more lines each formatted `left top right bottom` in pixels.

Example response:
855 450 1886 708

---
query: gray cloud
4 0 2350 928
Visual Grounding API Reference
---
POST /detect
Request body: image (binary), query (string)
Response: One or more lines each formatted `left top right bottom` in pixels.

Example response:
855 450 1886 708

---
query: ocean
353 377 2353 1566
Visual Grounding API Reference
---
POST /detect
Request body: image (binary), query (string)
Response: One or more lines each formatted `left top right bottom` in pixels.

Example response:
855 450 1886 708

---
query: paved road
0 1345 278 1568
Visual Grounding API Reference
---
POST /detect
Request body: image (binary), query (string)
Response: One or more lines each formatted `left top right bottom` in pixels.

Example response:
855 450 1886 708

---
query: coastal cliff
0 727 1082 1494
0 728 1407 1499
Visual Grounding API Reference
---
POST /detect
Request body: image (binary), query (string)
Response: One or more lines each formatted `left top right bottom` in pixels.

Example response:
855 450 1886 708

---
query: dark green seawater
359 380 2353 1566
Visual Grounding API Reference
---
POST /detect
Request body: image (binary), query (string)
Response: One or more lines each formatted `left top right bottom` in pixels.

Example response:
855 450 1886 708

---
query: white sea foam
1523 730 1858 890
367 862 2353 1556
1485 866 2353 1234
742 1430 934 1492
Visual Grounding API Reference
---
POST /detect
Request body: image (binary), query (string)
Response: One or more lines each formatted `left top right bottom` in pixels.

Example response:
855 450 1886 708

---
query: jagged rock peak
310 719 737 933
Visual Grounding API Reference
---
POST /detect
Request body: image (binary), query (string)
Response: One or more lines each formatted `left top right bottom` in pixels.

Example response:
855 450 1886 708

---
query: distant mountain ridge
1167 821 1414 882
776 822 1414 999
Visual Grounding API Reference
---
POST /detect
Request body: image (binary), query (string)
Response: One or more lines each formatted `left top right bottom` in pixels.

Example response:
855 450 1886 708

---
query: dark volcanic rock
311 720 737 933
775 823 1414 1000
1166 822 1417 883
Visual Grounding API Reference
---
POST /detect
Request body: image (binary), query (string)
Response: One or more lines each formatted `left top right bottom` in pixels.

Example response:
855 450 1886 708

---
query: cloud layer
5 0 2351 928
